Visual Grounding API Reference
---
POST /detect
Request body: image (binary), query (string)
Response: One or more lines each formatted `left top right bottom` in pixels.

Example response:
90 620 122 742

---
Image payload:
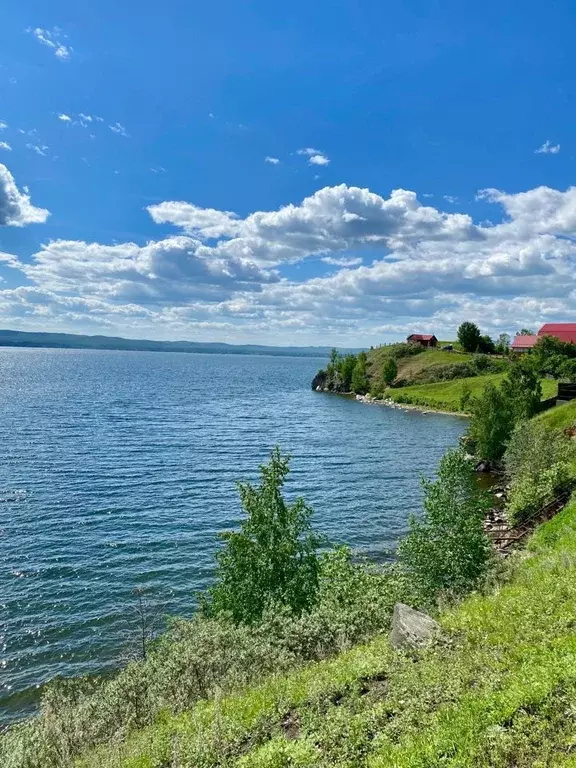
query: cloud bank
2 181 576 343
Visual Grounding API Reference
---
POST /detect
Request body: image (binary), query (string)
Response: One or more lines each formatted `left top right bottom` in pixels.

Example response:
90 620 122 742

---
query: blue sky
0 0 575 345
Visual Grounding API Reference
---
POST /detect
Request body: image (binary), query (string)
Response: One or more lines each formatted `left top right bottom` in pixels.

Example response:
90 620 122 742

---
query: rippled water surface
0 348 465 722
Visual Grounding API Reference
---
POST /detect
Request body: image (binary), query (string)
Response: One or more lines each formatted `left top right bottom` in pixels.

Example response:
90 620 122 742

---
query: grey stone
389 603 440 650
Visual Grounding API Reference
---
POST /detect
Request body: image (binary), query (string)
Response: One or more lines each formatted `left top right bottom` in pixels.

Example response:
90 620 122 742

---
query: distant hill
0 329 357 358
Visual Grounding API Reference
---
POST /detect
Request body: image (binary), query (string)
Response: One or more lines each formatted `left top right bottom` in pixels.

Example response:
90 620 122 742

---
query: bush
507 464 572 526
504 421 574 482
203 448 323 624
0 550 405 768
398 449 492 604
381 357 398 386
504 421 575 525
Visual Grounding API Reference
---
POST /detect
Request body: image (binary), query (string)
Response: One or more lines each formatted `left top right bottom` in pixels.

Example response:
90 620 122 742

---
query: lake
0 348 465 723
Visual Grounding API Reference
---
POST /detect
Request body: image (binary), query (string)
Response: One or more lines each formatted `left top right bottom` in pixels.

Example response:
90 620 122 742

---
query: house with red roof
511 334 539 352
512 323 576 352
406 333 438 348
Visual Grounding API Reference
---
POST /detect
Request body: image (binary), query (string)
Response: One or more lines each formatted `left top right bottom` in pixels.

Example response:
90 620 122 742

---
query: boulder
389 603 440 650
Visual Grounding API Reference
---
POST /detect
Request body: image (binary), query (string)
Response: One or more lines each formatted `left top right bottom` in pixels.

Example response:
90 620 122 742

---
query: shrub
398 449 492 604
381 357 398 386
203 448 323 624
0 550 405 768
504 421 574 483
507 463 572 526
459 381 472 412
504 421 575 525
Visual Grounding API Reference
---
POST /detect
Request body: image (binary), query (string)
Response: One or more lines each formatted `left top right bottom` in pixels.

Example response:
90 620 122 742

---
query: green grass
74 493 576 767
367 346 472 384
385 374 558 413
536 398 576 430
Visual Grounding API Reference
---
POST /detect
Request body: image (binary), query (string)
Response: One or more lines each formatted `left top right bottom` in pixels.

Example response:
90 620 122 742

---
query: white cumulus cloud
0 163 49 226
0 142 11 151
4 180 576 342
265 156 280 165
58 113 72 122
297 147 330 166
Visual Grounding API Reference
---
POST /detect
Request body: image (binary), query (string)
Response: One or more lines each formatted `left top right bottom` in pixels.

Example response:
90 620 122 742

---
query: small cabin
406 333 438 348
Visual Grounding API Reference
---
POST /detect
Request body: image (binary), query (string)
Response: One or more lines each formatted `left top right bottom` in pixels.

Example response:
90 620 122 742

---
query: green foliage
459 380 472 411
204 448 323 624
495 332 511 354
504 421 575 525
350 351 370 394
532 335 576 377
56 495 576 768
468 382 515 463
314 351 363 393
507 464 572 525
478 334 495 354
457 321 482 352
468 361 543 463
387 342 426 359
396 355 507 387
559 358 576 381
500 359 542 422
398 449 492 604
381 356 398 385
518 327 535 336
505 420 574 482
1 547 405 768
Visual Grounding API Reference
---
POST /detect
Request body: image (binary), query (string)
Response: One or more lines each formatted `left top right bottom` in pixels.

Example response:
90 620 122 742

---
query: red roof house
406 333 438 348
538 324 576 344
511 334 539 352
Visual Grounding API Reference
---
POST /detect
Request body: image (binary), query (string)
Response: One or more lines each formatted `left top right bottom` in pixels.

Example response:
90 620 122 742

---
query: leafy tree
468 361 542 464
204 448 323 624
468 382 515 463
329 347 340 366
500 360 542 422
339 354 358 391
495 333 511 355
351 351 370 394
478 334 495 354
517 328 535 336
398 449 491 603
457 321 482 352
381 357 398 386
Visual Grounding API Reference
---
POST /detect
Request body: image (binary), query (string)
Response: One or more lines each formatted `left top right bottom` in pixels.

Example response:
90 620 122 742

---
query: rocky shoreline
313 385 468 417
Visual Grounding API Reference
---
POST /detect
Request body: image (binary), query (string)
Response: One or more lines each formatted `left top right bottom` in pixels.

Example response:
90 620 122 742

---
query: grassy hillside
367 345 473 383
385 373 558 413
537 398 576 430
74 493 576 768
